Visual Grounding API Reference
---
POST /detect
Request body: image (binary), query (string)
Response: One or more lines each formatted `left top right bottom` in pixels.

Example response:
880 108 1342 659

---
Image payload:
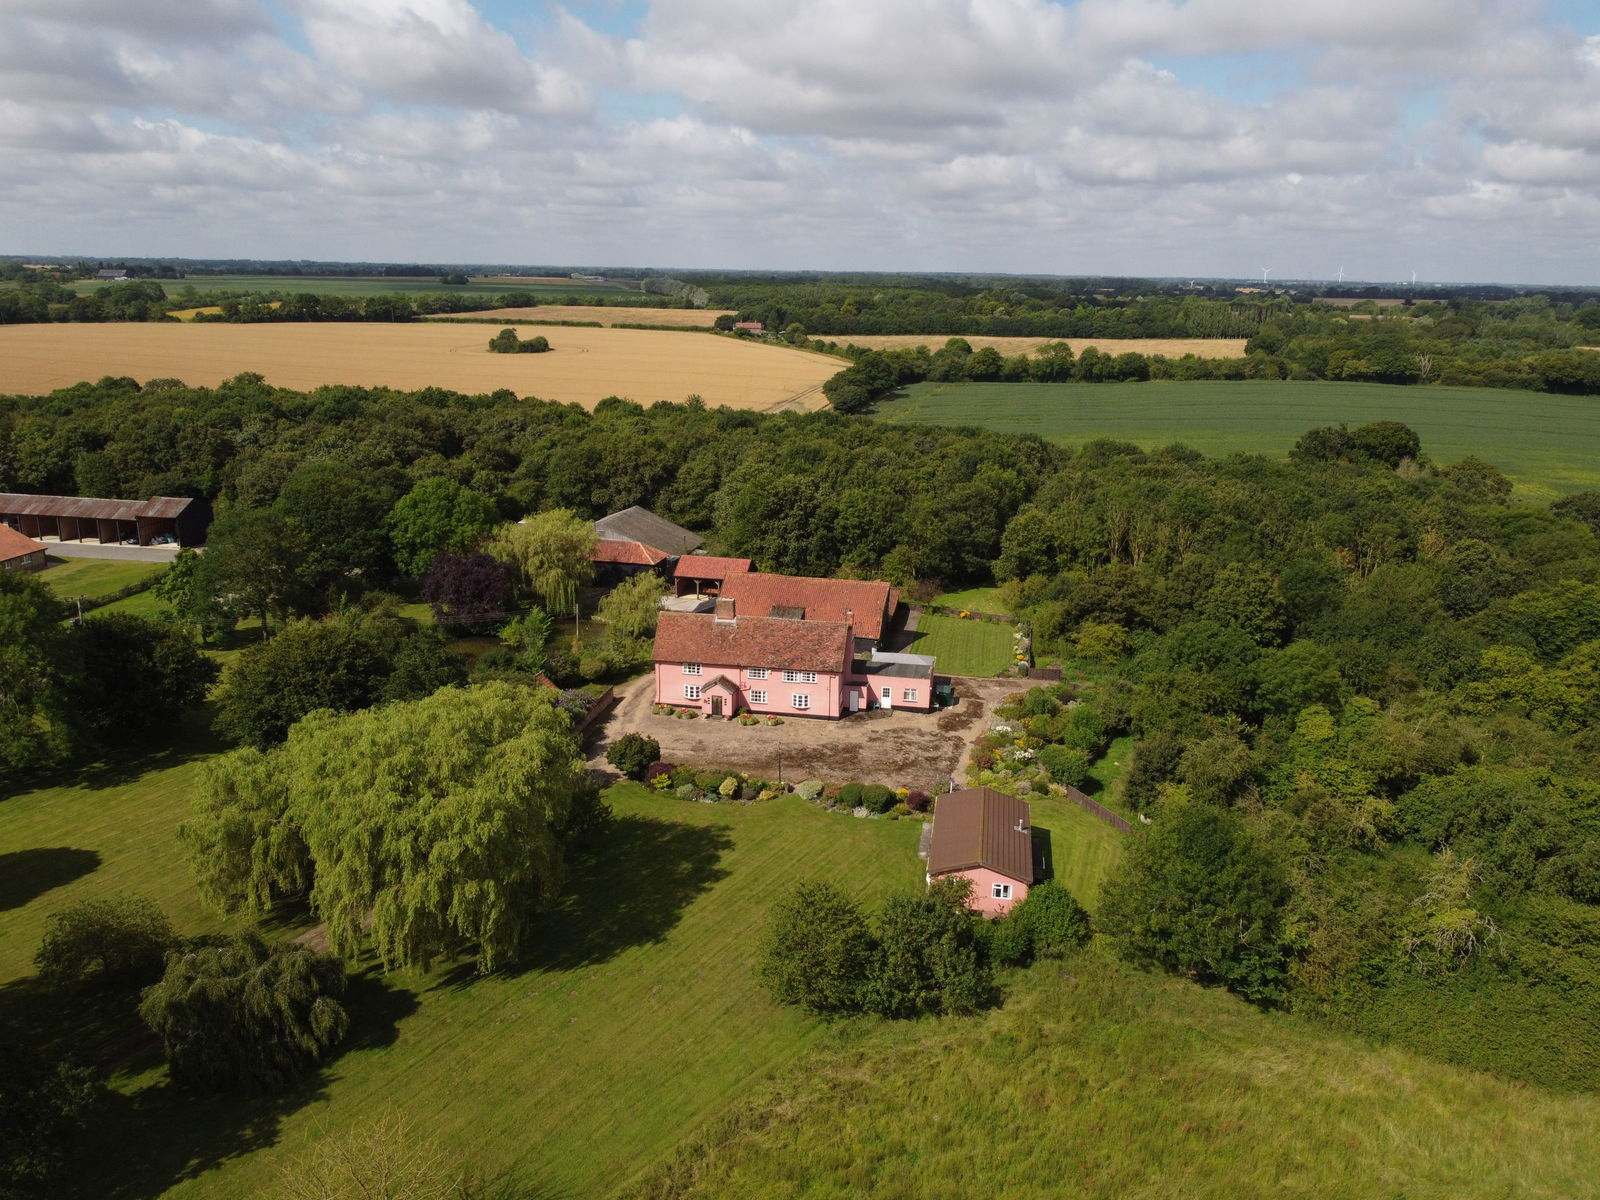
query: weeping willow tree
182 682 597 972
139 935 349 1092
486 509 596 616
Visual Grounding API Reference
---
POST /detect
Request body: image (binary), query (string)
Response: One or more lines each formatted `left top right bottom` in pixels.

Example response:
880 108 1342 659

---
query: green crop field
0 768 925 1199
38 556 166 603
874 380 1600 500
631 952 1600 1200
70 275 635 300
905 611 1018 676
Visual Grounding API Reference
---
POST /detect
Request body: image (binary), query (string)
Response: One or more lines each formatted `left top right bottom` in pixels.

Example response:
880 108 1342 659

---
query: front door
881 686 893 709
710 695 724 717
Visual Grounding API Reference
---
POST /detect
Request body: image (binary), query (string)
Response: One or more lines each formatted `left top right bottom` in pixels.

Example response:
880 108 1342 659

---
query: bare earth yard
838 335 1249 358
426 305 735 327
591 675 1025 792
0 324 837 411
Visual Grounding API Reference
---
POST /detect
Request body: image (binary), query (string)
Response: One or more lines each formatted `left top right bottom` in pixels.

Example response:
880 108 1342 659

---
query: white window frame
683 684 701 700
749 689 767 705
748 667 769 680
991 883 1012 900
800 671 818 683
903 688 918 703
682 663 702 676
782 669 800 683
792 693 810 710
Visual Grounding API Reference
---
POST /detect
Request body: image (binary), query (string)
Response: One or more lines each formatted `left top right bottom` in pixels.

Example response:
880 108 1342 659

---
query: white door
849 689 862 712
881 686 893 709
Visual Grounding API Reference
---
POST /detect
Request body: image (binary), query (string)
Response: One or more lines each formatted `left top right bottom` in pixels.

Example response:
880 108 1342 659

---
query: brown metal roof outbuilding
927 787 1036 886
0 494 211 546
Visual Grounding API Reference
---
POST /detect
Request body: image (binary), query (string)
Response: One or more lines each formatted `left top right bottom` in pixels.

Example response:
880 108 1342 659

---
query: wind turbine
1410 269 1418 286
1260 266 1272 288
1335 266 1346 284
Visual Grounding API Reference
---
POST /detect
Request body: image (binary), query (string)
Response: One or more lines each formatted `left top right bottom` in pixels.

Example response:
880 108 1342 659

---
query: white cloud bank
0 0 1595 283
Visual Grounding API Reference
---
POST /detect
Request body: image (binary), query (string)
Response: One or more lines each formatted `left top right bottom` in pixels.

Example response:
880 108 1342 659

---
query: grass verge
39 557 166 604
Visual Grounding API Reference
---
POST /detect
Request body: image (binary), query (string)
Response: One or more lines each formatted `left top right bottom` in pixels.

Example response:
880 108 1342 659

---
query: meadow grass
0 768 927 1199
38 556 166 603
874 379 1600 499
928 586 1011 615
629 951 1600 1200
904 612 1016 676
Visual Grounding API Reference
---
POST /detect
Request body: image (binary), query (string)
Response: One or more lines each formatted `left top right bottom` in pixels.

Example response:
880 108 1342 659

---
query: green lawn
929 586 1011 616
874 380 1600 500
0 765 926 1199
38 556 166 603
1022 792 1125 908
904 611 1018 677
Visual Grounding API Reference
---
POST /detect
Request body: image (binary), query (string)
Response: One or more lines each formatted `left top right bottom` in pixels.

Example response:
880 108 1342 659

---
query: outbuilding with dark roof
0 494 210 547
926 787 1035 916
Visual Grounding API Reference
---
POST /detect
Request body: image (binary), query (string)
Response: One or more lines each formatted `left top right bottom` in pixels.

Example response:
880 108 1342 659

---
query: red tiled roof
717 572 898 641
0 524 46 562
928 787 1035 885
672 555 752 582
591 538 670 567
653 611 852 674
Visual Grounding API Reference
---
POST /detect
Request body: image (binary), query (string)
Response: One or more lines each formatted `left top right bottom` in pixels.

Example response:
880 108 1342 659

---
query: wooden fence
1061 785 1132 834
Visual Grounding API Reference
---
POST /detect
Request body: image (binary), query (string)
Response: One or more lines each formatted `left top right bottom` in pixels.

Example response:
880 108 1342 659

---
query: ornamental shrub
904 790 932 812
644 761 674 787
838 782 865 809
35 894 175 987
1013 880 1092 957
606 732 660 780
1038 744 1092 788
861 784 896 814
675 784 699 801
795 780 825 802
718 776 740 798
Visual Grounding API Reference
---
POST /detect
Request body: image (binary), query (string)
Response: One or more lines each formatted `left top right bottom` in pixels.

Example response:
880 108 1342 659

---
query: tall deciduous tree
212 617 390 748
184 683 597 972
0 572 73 784
0 1041 99 1199
486 510 596 615
596 571 667 643
193 506 304 635
757 880 875 1015
1099 794 1291 1004
387 479 499 577
67 613 217 743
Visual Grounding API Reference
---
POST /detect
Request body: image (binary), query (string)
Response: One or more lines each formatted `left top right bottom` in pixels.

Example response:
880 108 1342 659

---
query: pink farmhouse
926 787 1036 917
653 597 935 717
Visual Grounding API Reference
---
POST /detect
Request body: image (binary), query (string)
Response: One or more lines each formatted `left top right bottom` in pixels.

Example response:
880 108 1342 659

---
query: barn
0 494 212 547
0 524 47 572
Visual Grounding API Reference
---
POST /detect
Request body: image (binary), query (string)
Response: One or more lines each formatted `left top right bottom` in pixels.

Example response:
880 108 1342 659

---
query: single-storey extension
0 524 47 572
926 787 1036 917
653 598 935 718
0 493 210 547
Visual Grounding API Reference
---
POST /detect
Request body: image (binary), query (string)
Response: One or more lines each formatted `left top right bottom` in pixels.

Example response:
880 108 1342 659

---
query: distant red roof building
733 321 763 333
0 524 47 573
592 539 671 567
673 555 753 594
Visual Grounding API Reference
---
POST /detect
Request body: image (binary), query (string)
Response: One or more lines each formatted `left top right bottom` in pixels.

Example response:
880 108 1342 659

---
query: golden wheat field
427 305 735 327
0 324 839 411
838 335 1250 358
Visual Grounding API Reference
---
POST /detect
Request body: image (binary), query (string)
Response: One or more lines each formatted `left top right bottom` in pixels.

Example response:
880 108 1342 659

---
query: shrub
718 776 741 798
861 784 896 814
887 803 913 819
1038 743 1092 788
765 716 783 726
838 782 865 809
1014 881 1092 957
606 732 661 780
904 789 932 812
139 934 349 1092
988 912 1035 966
757 881 873 1015
795 780 826 802
35 894 174 987
675 784 699 801
644 761 674 784
670 765 697 789
677 708 700 719
1023 687 1060 718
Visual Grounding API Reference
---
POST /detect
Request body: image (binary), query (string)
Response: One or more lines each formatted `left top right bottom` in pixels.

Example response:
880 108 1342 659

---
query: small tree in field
757 881 874 1015
276 1111 476 1200
139 935 349 1092
606 732 660 780
35 894 175 987
1012 880 1091 958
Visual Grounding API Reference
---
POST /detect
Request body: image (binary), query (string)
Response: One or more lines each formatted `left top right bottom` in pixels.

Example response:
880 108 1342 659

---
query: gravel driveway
589 674 1025 792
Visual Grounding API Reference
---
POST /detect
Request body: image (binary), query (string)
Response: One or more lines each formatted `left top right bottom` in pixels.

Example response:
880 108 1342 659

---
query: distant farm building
0 494 211 547
733 321 763 333
0 524 47 572
590 506 702 583
926 787 1036 917
96 269 130 281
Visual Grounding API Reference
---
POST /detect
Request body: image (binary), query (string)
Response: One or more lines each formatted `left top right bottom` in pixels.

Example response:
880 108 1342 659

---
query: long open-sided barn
0 494 211 547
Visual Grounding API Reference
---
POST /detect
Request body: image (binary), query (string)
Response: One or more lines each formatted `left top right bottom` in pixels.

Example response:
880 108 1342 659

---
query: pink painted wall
852 671 932 712
654 662 847 718
932 866 1030 918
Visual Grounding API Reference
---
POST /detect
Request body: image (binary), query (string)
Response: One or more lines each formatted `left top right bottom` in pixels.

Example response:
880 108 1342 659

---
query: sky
3 0 1600 284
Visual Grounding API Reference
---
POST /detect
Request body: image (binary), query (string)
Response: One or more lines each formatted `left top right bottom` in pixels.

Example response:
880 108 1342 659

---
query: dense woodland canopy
5 371 1600 1089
